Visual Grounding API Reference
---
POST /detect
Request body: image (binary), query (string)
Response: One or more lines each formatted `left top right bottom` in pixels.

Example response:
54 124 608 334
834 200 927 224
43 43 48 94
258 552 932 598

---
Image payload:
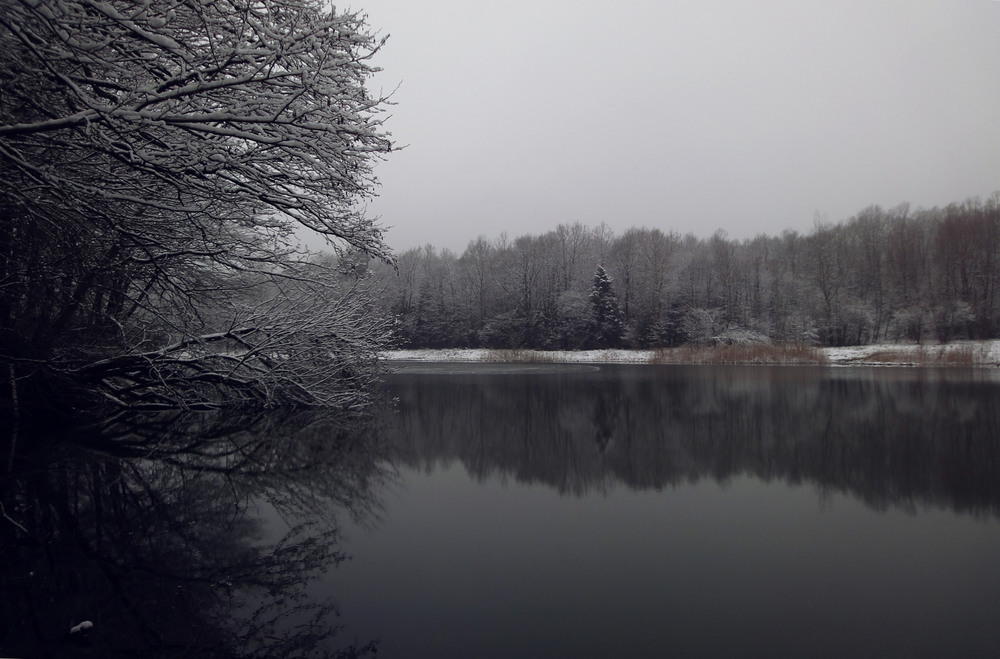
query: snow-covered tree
0 0 395 414
589 265 624 348
366 195 999 351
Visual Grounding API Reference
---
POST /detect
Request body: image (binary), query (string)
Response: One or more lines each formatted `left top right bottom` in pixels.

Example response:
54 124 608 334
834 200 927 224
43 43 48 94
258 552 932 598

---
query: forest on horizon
366 194 1000 350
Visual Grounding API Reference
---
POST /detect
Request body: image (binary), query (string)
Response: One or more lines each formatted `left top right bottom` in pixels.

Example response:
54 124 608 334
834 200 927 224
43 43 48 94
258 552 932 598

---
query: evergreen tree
589 266 625 348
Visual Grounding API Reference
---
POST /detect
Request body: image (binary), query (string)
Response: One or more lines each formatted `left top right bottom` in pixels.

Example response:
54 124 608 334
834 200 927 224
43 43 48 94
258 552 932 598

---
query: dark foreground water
3 364 1000 658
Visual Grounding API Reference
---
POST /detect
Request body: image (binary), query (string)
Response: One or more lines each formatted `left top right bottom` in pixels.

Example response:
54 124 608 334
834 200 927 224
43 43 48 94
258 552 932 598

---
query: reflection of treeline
0 410 388 658
372 195 1000 349
383 367 1000 516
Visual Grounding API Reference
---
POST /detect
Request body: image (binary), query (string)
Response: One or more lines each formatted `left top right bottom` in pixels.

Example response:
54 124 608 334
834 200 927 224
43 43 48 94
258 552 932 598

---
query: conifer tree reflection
384 366 1000 516
0 410 390 658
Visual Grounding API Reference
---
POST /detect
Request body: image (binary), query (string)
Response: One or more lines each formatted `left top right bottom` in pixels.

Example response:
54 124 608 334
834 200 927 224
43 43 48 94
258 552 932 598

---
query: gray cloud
355 0 1000 253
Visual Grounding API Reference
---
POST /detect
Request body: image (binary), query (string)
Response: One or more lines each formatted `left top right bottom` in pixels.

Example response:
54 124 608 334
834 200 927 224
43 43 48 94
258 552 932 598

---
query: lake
321 363 1000 658
2 364 999 658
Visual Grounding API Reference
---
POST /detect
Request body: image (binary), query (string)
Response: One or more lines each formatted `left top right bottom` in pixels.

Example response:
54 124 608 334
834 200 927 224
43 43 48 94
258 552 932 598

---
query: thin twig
7 363 19 472
0 501 29 535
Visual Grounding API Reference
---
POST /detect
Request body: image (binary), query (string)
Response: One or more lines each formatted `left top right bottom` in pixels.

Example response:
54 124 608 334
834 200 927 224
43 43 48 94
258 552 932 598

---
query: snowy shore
382 341 1000 367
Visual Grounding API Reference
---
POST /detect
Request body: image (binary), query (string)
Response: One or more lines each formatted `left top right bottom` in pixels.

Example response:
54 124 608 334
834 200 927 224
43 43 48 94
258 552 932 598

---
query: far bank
383 341 1000 367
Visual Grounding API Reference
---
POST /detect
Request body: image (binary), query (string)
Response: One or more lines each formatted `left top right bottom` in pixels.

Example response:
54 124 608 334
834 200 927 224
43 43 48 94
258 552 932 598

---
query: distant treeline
368 195 1000 349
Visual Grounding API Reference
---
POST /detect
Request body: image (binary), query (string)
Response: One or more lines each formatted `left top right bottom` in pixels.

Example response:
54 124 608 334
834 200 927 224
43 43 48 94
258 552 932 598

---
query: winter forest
3 2 1000 656
0 0 396 416
2 0 1000 420
371 197 1000 350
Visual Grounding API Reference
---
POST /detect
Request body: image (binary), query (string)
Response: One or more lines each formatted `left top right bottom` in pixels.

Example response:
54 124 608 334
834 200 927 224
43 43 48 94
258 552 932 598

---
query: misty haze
2 1 999 658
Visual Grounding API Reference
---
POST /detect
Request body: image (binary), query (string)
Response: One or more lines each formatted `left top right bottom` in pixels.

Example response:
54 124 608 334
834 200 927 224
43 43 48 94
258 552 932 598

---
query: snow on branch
0 0 395 260
1 0 399 416
72 279 394 410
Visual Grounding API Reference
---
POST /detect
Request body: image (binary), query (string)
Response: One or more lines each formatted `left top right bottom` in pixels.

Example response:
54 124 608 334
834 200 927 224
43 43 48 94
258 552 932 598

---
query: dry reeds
484 349 560 363
473 343 995 366
861 344 993 366
649 343 828 365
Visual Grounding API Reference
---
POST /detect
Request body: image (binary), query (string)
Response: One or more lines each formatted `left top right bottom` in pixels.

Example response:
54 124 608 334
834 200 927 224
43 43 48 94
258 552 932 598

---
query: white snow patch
382 341 1000 366
381 349 655 363
822 340 1000 366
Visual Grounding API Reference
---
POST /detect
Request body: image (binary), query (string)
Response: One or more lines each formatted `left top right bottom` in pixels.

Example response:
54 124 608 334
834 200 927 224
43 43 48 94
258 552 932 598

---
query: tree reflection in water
385 364 1000 517
0 409 392 658
5 365 999 656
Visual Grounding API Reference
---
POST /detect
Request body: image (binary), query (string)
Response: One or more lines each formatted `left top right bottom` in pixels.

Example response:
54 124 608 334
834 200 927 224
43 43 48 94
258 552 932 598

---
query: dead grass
863 349 917 363
861 344 993 366
649 343 828 365
469 343 997 366
484 349 561 363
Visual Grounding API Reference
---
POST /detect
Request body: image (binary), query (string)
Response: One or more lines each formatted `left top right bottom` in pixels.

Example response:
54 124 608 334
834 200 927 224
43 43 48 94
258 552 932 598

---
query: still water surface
2 364 999 657
322 364 1000 658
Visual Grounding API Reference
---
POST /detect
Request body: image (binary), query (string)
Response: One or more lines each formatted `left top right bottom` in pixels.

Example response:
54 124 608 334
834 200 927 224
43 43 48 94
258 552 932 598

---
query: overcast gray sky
352 0 1000 254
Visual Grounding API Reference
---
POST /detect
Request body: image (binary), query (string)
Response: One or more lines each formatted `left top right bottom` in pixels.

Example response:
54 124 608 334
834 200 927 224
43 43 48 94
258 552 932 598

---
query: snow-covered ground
382 341 1000 366
382 348 649 363
821 340 1000 366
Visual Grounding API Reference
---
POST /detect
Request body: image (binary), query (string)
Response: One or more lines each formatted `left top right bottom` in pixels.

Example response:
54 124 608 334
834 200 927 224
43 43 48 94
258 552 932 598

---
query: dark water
322 364 1000 659
2 364 1000 658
